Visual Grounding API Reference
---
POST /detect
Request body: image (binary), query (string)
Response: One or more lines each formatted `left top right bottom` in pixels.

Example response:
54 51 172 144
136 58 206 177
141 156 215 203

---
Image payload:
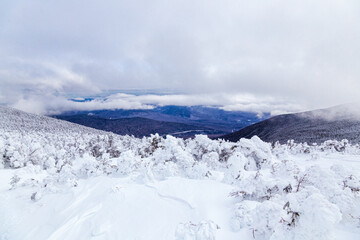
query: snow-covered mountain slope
0 106 108 134
1 106 360 240
221 104 360 144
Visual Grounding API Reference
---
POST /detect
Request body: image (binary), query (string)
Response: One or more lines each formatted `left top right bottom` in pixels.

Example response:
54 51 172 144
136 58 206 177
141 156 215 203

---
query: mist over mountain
221 104 360 144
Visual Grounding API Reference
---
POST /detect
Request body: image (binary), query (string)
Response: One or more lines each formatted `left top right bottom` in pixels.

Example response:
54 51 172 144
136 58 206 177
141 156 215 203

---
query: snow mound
176 220 219 240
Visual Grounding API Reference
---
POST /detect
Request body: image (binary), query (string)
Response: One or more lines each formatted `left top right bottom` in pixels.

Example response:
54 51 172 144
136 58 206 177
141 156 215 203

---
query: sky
0 0 359 115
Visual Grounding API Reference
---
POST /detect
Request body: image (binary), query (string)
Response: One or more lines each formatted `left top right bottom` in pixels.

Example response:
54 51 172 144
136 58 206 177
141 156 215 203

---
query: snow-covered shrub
232 190 342 240
235 136 274 169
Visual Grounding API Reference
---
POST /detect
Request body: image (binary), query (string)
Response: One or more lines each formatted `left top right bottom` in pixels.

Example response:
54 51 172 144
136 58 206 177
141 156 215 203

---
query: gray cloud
1 0 360 113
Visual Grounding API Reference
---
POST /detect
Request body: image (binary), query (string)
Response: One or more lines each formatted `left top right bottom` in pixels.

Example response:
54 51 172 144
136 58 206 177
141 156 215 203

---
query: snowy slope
221 104 360 144
1 106 360 240
0 106 108 134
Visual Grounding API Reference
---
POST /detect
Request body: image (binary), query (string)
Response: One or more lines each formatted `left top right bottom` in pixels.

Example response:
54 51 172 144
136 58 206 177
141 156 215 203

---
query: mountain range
6 103 360 144
53 115 224 138
52 105 269 138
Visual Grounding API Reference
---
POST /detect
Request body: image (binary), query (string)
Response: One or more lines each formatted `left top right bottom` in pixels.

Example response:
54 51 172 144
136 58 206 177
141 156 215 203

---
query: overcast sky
1 0 359 114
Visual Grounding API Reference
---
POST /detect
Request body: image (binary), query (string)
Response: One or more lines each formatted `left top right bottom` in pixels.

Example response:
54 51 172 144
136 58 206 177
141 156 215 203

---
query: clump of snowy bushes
1 117 360 239
228 139 360 240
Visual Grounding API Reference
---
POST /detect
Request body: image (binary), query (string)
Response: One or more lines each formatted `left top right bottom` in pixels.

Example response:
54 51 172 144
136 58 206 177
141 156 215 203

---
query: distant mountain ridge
221 104 360 144
53 114 225 138
57 105 269 133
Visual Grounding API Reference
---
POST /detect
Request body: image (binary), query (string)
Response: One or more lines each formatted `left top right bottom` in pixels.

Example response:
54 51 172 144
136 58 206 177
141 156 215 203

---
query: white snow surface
0 106 360 240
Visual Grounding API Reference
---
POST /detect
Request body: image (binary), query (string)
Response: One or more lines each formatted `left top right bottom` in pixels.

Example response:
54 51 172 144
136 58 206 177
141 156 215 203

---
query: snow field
1 106 360 239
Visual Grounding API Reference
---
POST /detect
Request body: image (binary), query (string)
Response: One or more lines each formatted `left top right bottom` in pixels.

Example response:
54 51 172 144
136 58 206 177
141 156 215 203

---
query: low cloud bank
10 91 304 116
